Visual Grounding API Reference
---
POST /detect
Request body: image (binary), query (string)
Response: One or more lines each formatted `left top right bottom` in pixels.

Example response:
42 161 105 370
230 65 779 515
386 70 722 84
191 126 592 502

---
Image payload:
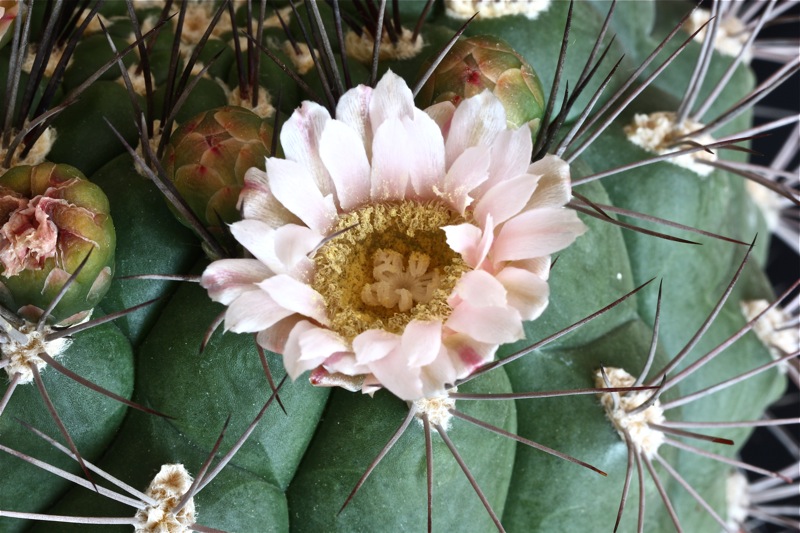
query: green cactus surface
0 1 796 533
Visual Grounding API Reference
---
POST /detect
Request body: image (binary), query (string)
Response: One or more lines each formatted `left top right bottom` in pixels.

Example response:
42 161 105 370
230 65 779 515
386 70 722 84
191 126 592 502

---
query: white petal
406 109 446 199
450 270 508 308
444 90 507 168
369 70 415 134
279 101 335 195
256 316 300 354
473 172 541 227
201 258 272 304
425 101 455 136
446 301 523 345
272 224 323 274
441 144 490 214
225 289 293 333
370 118 410 202
419 347 457 397
352 329 400 364
401 320 443 367
495 267 550 321
229 220 280 271
258 274 329 325
525 154 572 209
267 158 338 234
493 208 587 263
479 127 533 196
442 215 495 269
283 321 348 379
240 167 299 228
336 84 373 153
319 119 371 211
369 347 424 400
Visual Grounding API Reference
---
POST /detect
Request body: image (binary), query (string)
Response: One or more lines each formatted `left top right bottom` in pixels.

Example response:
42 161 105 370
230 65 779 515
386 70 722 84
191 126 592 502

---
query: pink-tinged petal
267 158 338 234
526 154 572 209
406 109 446 199
369 70 415 134
419 347 457 397
321 352 370 376
336 85 373 152
450 270 508 308
201 258 272 304
256 316 300 354
473 173 541 227
442 215 495 269
353 329 400 364
279 101 335 195
368 347 424 400
478 127 533 196
240 167 300 228
443 223 481 267
495 267 550 321
310 367 365 392
446 301 524 344
401 320 443 367
229 220 280 270
441 145 490 214
493 208 587 263
370 118 410 202
424 101 455 137
258 274 329 325
319 120 371 210
283 321 349 379
225 289 293 333
443 333 497 375
444 90 506 168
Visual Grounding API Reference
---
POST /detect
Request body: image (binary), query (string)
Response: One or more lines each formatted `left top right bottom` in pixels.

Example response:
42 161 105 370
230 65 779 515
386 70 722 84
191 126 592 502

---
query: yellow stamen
312 201 469 341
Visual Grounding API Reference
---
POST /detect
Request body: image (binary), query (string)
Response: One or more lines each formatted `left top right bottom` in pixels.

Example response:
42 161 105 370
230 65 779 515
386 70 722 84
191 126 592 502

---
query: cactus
0 1 797 532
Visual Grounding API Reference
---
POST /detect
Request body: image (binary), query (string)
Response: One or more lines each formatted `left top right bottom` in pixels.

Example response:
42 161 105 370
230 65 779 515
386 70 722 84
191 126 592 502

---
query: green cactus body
0 1 796 533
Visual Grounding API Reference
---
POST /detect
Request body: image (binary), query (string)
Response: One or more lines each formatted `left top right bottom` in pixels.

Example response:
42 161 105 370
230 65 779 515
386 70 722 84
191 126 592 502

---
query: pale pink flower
0 1 18 45
201 71 587 401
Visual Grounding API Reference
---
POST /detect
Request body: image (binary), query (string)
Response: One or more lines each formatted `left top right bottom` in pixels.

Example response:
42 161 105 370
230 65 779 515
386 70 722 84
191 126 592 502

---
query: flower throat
312 201 469 342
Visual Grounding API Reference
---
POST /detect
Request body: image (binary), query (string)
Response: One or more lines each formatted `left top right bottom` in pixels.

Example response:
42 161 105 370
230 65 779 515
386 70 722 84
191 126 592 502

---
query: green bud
0 163 115 324
161 105 274 254
417 35 545 138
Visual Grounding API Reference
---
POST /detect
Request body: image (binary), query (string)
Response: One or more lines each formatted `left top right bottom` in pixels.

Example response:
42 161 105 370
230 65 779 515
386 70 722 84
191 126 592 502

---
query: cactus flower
201 71 586 401
417 35 546 138
162 105 274 255
0 163 115 324
0 0 18 46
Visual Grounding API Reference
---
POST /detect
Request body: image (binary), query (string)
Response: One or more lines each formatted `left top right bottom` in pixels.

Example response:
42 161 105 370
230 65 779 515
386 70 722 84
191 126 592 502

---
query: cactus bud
417 35 545 138
161 106 274 255
0 163 115 324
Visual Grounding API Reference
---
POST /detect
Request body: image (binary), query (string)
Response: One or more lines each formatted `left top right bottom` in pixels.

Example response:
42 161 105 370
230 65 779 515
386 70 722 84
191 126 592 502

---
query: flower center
360 249 440 313
312 201 468 342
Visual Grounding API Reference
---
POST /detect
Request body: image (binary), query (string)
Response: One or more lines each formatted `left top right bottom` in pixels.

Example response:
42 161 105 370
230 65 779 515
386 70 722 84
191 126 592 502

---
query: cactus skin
0 1 793 532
